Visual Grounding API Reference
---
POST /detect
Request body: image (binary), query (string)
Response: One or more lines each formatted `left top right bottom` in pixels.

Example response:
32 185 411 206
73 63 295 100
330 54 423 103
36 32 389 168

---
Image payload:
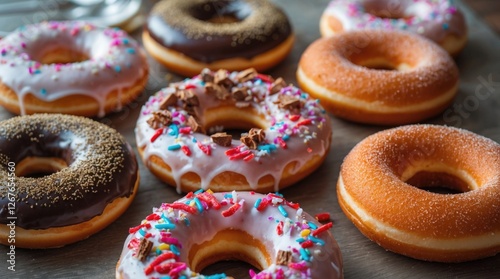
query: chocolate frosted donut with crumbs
143 0 294 76
0 114 139 248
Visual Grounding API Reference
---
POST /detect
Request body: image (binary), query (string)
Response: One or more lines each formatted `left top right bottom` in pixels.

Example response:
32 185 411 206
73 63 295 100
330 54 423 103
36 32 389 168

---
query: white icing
0 21 147 117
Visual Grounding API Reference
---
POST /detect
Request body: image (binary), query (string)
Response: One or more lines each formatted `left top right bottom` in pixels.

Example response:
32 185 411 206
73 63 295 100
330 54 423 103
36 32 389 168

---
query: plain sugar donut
143 0 294 76
0 21 148 117
297 29 459 125
338 125 500 262
0 114 139 248
320 0 467 55
135 68 332 193
116 191 342 278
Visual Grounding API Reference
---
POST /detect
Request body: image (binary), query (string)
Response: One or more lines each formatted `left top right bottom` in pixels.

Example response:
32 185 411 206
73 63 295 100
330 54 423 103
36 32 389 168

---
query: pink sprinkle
21 42 26 48
54 64 62 72
160 236 182 248
70 28 79 36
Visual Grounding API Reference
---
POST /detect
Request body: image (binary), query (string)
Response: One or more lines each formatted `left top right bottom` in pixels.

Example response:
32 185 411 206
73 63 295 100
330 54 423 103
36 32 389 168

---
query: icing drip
0 21 146 117
135 69 332 192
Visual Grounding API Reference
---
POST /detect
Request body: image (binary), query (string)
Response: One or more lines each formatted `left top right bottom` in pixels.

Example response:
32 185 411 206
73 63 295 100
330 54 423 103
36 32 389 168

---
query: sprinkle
442 23 449 30
155 223 176 230
228 149 251 160
138 228 146 236
146 213 161 221
168 144 181 151
300 229 311 237
243 152 255 162
169 244 180 255
157 243 170 251
308 235 325 246
161 237 182 248
307 221 318 230
151 128 164 142
299 248 310 261
277 137 287 149
205 273 227 279
168 124 179 137
181 145 191 156
254 198 262 209
221 202 242 217
315 212 330 223
197 141 211 155
311 222 333 237
301 240 314 248
193 197 203 212
144 252 176 275
278 205 288 217
184 84 196 89
296 119 312 127
126 48 136 54
114 65 121 72
179 127 191 134
289 114 300 121
167 202 197 214
256 198 270 211
40 88 47 95
276 221 284 235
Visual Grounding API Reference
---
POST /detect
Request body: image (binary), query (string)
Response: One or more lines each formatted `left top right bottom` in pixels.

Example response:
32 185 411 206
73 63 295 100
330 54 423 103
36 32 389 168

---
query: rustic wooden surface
1 0 499 278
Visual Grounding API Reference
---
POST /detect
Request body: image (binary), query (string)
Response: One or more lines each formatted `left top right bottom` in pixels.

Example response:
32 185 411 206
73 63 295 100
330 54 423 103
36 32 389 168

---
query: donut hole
189 229 269 276
363 1 410 20
35 47 89 65
405 171 473 194
15 157 68 178
190 0 251 24
351 57 413 71
203 106 268 138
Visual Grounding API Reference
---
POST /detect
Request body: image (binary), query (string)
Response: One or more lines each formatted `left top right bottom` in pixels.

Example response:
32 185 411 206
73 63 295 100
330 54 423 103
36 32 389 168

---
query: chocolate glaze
145 0 292 63
0 114 138 229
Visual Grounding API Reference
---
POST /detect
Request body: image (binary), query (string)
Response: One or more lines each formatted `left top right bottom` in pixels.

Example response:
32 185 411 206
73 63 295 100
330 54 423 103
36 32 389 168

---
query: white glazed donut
116 191 343 278
0 21 148 117
320 0 467 55
135 68 332 193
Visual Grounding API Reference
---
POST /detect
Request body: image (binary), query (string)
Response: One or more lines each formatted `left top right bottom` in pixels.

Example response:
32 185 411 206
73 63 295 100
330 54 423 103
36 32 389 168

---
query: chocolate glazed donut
143 0 294 76
0 114 139 248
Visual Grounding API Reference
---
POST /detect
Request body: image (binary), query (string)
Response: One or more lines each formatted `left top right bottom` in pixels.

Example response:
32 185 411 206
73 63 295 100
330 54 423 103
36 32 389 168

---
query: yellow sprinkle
301 229 311 237
207 189 214 194
189 200 196 206
158 243 170 250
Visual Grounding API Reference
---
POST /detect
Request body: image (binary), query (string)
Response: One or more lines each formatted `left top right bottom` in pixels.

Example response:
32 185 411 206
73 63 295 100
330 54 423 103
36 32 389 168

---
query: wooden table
1 0 499 278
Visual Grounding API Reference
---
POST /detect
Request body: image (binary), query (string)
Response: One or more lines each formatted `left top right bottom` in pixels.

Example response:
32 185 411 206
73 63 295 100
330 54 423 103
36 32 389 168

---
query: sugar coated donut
320 0 467 55
0 114 139 248
297 29 459 125
136 68 332 193
143 0 294 76
338 125 500 262
116 191 342 278
0 21 148 117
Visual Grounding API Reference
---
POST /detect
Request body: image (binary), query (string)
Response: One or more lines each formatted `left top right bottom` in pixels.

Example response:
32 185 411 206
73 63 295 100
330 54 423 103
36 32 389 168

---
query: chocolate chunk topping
278 94 301 110
276 250 292 266
159 93 178 110
232 86 248 101
187 115 203 133
147 110 172 129
211 132 232 147
201 68 214 83
270 77 287 95
236 68 257 82
241 128 265 149
214 69 233 88
176 89 199 106
205 82 230 100
135 238 153 262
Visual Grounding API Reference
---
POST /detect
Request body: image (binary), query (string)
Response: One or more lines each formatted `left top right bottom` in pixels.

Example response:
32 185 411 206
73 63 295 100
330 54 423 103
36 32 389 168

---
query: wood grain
1 0 499 278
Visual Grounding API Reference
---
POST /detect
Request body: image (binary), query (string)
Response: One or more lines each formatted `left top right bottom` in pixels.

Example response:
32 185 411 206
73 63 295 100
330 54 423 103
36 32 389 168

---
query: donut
0 114 139 248
116 191 342 278
337 125 500 262
135 68 332 193
143 0 294 76
0 21 148 117
319 0 467 55
296 29 459 125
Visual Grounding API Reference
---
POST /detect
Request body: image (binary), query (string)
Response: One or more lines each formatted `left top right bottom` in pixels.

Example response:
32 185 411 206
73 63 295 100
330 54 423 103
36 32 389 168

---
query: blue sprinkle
155 223 176 230
254 198 262 209
168 124 179 137
114 65 121 72
192 137 197 143
179 276 187 279
138 228 146 236
442 23 449 30
308 221 318 230
296 237 306 243
282 134 290 141
194 189 204 194
167 144 181 151
224 193 233 199
122 38 129 44
161 213 172 223
194 197 203 213
126 48 136 54
160 276 171 279
183 218 190 226
278 205 288 217
170 244 180 255
274 192 284 197
40 88 47 95
299 248 310 261
308 235 325 246
34 69 41 74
